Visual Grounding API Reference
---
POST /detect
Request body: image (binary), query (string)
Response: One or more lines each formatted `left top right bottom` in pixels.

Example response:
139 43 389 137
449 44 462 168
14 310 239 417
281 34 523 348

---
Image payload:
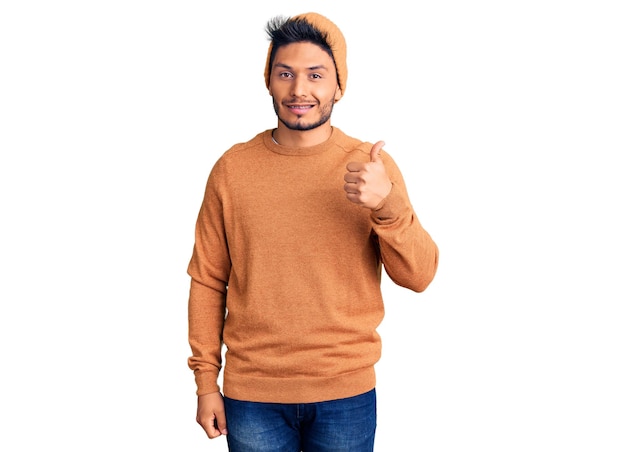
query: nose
290 75 307 98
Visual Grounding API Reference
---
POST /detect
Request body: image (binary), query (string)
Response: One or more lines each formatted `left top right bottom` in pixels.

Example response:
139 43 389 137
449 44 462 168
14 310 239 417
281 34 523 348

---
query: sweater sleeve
370 152 439 293
187 162 231 395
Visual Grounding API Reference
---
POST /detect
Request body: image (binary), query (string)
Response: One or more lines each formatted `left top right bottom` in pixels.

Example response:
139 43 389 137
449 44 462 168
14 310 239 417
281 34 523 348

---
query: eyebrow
274 63 330 72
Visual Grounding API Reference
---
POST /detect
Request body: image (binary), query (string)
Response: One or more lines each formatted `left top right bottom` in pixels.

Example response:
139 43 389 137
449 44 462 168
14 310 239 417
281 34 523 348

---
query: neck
272 124 333 148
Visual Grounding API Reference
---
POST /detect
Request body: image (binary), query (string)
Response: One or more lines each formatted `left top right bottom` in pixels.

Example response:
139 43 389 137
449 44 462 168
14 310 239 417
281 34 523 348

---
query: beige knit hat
264 12 348 96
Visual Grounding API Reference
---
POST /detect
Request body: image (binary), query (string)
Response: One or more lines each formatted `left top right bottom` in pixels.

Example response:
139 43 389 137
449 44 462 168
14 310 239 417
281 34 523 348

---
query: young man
187 12 439 451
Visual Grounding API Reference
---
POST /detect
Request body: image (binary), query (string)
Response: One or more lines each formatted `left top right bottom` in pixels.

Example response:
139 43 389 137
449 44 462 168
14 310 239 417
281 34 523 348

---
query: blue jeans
224 389 377 452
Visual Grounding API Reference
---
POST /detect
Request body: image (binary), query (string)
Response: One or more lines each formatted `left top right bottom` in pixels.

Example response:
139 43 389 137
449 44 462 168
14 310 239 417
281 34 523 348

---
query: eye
278 71 294 79
310 73 322 80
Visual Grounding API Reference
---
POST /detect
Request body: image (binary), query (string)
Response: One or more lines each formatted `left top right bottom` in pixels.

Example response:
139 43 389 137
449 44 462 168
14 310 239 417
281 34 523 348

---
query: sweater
187 127 438 403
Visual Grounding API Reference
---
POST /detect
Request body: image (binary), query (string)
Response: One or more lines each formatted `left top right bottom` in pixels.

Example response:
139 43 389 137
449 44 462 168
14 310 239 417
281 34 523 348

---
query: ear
334 86 343 102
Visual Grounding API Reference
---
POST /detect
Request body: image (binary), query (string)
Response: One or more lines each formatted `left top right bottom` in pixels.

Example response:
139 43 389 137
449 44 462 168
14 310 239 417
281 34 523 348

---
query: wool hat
264 12 348 96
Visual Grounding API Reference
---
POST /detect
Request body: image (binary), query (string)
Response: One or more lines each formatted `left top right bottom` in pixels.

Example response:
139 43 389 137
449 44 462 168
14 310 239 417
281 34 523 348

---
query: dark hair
265 16 335 76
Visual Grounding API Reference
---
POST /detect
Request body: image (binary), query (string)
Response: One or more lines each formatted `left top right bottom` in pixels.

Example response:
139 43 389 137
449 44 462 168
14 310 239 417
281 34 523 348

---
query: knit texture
264 12 348 96
187 128 439 403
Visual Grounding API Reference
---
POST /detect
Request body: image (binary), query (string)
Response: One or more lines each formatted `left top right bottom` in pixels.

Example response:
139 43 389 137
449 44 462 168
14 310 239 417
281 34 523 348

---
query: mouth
286 103 315 115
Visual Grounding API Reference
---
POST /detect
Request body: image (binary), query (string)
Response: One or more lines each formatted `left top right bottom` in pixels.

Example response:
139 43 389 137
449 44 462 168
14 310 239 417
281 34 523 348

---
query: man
187 12 439 451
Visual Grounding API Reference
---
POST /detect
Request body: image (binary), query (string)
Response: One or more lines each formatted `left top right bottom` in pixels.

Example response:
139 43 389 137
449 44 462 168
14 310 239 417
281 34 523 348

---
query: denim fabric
224 389 377 452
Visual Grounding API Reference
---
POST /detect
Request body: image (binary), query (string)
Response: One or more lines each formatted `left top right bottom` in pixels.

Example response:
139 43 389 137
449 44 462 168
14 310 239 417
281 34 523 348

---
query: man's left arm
344 141 439 292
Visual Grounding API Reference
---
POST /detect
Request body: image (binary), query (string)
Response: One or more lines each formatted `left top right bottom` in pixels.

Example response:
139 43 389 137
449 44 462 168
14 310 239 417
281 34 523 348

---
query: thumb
370 141 385 162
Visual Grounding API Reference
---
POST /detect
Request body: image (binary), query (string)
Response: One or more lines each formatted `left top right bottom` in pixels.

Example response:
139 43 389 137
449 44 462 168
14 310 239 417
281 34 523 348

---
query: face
268 42 342 131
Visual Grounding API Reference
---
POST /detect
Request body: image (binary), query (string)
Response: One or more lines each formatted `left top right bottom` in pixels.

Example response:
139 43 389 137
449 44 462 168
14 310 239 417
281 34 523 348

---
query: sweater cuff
371 183 409 223
195 370 221 396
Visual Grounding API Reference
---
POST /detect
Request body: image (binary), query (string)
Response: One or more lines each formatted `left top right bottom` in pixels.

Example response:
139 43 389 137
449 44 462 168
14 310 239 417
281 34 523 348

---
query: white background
1 1 624 451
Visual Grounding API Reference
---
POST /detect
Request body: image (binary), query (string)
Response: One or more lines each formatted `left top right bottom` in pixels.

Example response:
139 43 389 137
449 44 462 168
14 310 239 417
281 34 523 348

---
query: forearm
188 278 227 395
372 185 439 292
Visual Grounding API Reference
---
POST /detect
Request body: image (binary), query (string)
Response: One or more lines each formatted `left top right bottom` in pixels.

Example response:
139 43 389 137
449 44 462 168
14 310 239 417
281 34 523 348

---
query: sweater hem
223 366 376 404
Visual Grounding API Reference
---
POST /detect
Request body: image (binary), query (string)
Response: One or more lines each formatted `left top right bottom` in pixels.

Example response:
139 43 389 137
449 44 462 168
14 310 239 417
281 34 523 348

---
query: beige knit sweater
187 127 438 403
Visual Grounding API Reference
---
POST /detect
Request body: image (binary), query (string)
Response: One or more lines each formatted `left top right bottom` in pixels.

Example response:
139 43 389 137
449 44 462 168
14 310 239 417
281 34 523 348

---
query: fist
344 141 392 209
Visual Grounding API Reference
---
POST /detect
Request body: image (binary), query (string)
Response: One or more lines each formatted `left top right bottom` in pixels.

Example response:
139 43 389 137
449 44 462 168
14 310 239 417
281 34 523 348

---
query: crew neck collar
264 128 338 156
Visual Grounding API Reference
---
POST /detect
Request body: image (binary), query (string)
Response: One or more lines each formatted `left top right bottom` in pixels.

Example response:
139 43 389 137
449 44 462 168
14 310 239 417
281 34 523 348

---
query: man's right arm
187 164 231 396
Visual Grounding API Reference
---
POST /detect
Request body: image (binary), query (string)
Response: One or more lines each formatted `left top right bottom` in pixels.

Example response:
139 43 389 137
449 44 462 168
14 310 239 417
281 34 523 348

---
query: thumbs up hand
344 140 392 209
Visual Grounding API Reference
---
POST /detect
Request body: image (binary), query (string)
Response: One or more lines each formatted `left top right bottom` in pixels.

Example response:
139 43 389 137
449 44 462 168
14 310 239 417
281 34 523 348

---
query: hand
344 141 392 209
196 392 228 439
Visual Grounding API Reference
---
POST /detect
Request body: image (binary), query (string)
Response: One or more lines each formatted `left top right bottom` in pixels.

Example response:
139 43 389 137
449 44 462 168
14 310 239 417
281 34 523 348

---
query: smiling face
268 41 343 139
